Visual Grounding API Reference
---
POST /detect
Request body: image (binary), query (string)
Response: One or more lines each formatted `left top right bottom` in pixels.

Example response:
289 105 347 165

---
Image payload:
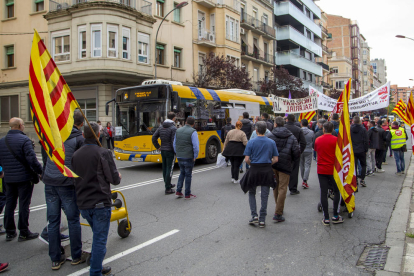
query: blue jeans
393 150 405 173
45 185 82 262
249 186 270 222
80 207 111 276
177 158 194 197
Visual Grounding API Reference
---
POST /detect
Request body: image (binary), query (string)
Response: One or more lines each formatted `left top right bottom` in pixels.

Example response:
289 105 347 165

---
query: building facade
274 0 323 92
389 85 410 105
315 10 331 94
361 39 373 95
370 58 387 84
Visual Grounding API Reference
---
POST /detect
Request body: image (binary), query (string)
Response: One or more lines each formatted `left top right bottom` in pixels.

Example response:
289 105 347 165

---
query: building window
227 55 239 66
78 26 86 59
77 99 96 122
35 0 44 11
331 67 338 74
0 95 18 122
306 8 311 18
306 29 311 40
364 71 367 76
5 45 14 67
363 60 367 65
6 0 14 18
210 14 215 33
336 81 345 89
262 14 268 25
173 2 181 22
156 44 165 65
364 81 367 86
52 30 70 62
173 48 181 68
198 11 205 38
225 15 239 42
198 53 205 72
309 73 312 82
122 27 130 60
91 24 102 57
303 71 307 80
138 32 149 63
156 0 164 17
107 25 118 58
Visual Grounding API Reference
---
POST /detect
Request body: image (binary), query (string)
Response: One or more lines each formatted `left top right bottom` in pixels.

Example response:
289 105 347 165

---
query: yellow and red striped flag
406 91 414 154
29 30 78 177
333 79 357 213
299 111 316 122
392 99 409 125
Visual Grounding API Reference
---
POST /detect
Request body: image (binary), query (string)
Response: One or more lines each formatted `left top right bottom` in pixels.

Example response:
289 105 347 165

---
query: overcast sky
317 0 414 88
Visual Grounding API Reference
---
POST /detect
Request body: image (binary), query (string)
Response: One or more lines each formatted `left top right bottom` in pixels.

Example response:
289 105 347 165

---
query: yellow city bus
106 80 272 164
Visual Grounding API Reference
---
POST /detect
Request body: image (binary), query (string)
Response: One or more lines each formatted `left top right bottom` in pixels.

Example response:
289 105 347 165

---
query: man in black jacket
375 120 387 173
72 123 121 276
267 117 300 222
261 113 273 131
220 117 235 143
284 114 306 195
240 112 254 173
366 120 379 176
351 116 369 187
42 110 84 270
152 112 177 194
0 117 42 242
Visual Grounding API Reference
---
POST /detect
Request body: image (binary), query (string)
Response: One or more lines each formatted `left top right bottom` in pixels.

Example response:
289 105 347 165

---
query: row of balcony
195 0 240 12
241 43 274 66
240 12 275 39
276 25 321 57
49 0 152 16
274 0 322 38
276 50 322 76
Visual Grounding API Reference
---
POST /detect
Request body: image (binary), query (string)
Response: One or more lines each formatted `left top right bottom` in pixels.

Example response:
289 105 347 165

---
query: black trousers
289 158 300 192
375 150 384 170
354 152 366 180
229 156 244 180
4 181 34 235
318 174 340 220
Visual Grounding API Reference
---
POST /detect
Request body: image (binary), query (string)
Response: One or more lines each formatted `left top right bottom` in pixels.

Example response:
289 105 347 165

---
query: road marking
0 166 217 219
67 229 180 276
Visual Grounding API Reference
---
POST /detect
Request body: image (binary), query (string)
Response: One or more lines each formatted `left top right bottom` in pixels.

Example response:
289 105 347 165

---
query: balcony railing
49 0 152 16
317 61 329 71
320 23 328 35
276 25 322 56
241 43 274 65
276 50 322 76
260 23 276 38
241 12 261 29
197 30 216 44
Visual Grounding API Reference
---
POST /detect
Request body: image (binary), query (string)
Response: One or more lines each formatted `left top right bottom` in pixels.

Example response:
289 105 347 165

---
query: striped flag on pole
299 111 316 122
406 91 414 154
392 99 409 125
29 30 78 177
333 79 357 213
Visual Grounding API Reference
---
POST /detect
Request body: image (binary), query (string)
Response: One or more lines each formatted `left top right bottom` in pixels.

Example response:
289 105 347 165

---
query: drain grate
363 247 390 270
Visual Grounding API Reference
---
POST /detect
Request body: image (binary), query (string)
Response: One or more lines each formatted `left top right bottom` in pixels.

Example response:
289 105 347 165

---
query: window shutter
157 0 165 3
156 44 164 50
6 47 14 55
138 33 149 44
6 0 14 6
35 0 44 3
174 48 181 53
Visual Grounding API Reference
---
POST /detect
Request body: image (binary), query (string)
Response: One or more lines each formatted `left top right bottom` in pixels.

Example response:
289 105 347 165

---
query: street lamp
396 35 414 42
154 1 188 79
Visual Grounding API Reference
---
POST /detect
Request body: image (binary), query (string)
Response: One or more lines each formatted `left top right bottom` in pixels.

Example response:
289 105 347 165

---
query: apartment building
315 10 331 94
274 0 323 92
326 14 364 98
370 58 387 84
390 85 411 105
361 39 373 95
192 0 275 91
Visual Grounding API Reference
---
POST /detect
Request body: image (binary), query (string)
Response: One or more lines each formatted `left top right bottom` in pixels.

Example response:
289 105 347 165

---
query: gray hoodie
301 127 314 153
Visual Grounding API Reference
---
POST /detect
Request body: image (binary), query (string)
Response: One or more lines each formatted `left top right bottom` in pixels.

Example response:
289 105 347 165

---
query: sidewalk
378 153 413 275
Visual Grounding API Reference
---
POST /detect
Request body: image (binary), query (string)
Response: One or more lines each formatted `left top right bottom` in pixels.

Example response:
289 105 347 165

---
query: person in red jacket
314 121 343 226
362 116 370 130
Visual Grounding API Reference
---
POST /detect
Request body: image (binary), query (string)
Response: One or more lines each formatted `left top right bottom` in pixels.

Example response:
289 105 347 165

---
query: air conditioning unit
240 28 245 35
208 33 215 43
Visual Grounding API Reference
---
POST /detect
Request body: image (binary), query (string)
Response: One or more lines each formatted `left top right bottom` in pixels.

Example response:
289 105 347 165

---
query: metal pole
75 101 102 147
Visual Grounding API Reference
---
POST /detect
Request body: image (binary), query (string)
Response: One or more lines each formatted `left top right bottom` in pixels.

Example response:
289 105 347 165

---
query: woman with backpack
223 121 248 184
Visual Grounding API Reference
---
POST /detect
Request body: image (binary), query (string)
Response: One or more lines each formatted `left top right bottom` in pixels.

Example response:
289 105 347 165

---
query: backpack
223 125 233 140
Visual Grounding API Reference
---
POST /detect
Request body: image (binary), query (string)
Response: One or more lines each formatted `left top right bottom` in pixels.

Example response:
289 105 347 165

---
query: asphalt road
0 145 412 275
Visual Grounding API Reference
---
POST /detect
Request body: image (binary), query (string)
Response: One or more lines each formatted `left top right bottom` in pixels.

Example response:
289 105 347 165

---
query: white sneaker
234 180 240 184
231 178 235 183
396 172 402 176
377 169 385 173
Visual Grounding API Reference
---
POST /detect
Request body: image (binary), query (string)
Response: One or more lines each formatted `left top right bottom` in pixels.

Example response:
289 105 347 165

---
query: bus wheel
205 140 218 164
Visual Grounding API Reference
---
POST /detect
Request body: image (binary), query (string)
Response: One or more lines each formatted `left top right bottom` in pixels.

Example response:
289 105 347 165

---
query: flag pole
75 102 103 147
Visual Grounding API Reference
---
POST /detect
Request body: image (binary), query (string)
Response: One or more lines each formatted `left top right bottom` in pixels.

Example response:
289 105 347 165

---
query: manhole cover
363 247 390 270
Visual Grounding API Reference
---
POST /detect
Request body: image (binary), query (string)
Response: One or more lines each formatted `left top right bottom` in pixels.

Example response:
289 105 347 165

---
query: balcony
260 23 276 39
317 61 329 71
241 44 274 66
302 79 322 92
240 13 275 39
274 1 322 38
217 0 240 13
276 50 322 76
320 23 328 35
320 81 332 89
49 0 152 16
300 0 321 19
330 73 352 79
194 0 216 8
276 25 322 57
194 30 216 47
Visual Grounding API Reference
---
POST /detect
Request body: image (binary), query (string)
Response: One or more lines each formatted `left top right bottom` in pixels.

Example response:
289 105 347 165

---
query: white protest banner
348 82 390 112
272 93 318 114
309 85 337 111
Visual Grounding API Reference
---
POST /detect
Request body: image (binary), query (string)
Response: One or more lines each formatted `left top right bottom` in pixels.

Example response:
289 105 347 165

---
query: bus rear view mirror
105 98 116 116
172 91 181 112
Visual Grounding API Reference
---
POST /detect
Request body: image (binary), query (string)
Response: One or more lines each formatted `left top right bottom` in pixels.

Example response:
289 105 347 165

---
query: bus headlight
114 147 123 153
152 149 161 154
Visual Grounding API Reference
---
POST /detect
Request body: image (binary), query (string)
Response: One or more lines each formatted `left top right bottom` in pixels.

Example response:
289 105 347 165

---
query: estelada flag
406 91 414 154
333 79 357 213
299 111 316 122
29 30 78 177
392 99 409 125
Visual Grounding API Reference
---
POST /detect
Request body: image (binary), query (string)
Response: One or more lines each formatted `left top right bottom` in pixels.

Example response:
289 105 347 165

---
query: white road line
0 166 217 219
67 229 180 276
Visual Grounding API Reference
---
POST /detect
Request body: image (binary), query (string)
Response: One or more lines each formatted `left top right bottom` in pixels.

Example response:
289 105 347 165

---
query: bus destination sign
134 91 152 98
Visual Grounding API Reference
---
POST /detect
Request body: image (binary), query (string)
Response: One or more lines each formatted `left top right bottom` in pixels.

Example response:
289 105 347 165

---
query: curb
380 155 413 275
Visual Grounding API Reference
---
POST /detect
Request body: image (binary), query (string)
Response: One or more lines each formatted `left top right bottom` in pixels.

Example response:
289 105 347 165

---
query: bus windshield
137 101 166 133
